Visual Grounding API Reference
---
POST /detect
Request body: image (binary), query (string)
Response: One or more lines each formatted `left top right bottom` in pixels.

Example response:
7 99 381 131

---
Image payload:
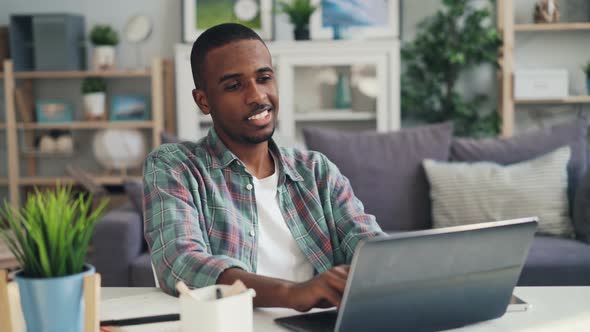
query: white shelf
175 39 400 143
515 96 590 105
514 23 590 32
295 111 377 122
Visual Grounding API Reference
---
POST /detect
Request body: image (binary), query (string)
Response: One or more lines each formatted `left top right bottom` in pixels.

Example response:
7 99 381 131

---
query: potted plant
0 185 108 332
277 0 317 40
90 24 119 70
401 0 502 137
82 77 107 120
584 62 590 95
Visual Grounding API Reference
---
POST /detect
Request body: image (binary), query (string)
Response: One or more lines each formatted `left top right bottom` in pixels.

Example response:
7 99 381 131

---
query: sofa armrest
88 203 144 286
574 170 590 243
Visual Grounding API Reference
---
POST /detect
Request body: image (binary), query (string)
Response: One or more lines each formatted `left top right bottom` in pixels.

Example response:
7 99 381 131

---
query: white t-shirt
253 167 315 283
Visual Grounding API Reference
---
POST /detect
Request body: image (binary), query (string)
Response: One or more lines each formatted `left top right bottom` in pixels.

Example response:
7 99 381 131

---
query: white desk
101 287 590 331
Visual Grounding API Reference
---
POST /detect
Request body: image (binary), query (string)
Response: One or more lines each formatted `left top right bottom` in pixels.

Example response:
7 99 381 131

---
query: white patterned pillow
423 146 573 237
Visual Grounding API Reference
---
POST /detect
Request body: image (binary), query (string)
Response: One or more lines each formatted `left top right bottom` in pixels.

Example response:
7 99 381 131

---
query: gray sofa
90 121 590 287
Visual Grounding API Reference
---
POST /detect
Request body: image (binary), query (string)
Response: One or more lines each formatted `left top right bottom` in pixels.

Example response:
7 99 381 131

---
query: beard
243 125 275 144
213 113 277 146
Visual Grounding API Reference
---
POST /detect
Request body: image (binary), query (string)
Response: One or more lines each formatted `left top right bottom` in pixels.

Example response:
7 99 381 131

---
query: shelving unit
18 176 143 186
1 59 165 207
175 39 400 146
497 0 590 136
16 121 155 130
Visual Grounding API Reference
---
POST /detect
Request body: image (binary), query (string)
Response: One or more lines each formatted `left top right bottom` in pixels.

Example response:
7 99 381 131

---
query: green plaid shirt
143 129 383 295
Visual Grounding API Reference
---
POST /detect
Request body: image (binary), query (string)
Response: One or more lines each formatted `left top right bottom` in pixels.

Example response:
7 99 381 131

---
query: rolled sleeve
143 150 248 295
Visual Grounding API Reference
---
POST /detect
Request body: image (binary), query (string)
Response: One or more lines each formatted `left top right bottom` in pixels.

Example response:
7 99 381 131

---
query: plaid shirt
143 129 383 295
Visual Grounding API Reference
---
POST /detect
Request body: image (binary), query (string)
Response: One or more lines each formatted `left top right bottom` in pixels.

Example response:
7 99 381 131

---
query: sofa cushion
519 236 590 286
130 253 156 287
451 120 588 218
574 172 590 243
123 179 143 217
424 146 573 237
161 131 181 144
303 122 454 231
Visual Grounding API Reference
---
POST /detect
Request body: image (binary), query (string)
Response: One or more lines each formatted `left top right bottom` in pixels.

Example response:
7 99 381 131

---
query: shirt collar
204 128 303 182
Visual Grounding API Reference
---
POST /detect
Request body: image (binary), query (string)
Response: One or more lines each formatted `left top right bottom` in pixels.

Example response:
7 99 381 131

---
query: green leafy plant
584 62 590 78
0 185 108 278
402 0 503 137
81 77 107 94
90 25 119 46
277 0 317 29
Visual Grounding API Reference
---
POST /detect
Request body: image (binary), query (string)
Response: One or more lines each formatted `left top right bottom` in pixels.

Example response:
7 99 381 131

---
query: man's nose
245 81 265 105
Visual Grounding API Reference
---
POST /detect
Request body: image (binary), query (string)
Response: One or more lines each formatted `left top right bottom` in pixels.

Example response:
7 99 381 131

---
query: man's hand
285 265 350 312
216 265 350 311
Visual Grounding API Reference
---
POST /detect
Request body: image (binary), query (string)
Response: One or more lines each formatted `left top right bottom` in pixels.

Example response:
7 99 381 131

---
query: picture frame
109 95 150 121
310 0 399 40
35 100 74 123
182 0 274 43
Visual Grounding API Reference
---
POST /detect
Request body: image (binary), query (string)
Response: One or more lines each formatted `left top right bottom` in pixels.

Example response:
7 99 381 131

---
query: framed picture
35 100 73 123
310 0 399 40
182 0 273 43
110 95 150 121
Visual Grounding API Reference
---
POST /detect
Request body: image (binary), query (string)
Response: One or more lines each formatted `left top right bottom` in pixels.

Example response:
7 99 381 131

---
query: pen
100 313 180 327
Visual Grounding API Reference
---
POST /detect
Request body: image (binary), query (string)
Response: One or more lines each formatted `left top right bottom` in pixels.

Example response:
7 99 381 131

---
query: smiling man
143 23 383 312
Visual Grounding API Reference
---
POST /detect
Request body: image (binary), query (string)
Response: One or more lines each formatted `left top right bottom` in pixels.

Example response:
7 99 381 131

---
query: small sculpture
534 0 560 23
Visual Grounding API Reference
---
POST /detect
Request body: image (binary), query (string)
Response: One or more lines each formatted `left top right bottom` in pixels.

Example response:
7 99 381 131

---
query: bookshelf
1 59 165 207
497 0 590 136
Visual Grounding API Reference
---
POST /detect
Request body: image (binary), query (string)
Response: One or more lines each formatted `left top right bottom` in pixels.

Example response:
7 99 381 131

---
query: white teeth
248 110 269 120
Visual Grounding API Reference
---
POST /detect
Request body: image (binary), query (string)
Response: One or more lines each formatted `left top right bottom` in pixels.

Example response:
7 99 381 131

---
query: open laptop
275 217 537 332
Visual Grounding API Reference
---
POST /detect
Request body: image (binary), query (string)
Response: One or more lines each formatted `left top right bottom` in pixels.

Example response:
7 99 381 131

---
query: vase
294 26 310 41
587 77 590 95
334 72 352 109
92 46 116 70
15 264 95 332
83 92 106 120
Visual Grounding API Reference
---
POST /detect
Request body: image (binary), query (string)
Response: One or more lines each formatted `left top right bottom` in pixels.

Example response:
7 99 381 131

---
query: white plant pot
83 92 106 120
92 46 116 70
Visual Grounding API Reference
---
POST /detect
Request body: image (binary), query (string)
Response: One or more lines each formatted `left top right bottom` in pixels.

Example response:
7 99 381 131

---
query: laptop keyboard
275 309 338 332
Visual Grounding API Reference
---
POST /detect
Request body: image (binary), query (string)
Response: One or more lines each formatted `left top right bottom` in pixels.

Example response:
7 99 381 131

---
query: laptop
275 217 537 332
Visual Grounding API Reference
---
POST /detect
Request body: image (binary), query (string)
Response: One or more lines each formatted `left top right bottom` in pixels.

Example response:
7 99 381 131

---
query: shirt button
249 230 256 237
246 183 253 191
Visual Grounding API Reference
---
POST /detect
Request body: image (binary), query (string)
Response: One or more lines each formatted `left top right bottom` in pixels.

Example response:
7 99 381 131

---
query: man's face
193 39 278 146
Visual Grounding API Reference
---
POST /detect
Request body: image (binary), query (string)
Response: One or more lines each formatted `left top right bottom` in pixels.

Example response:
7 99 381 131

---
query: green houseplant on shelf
82 77 107 120
401 0 502 137
90 24 119 70
278 0 317 40
0 185 108 332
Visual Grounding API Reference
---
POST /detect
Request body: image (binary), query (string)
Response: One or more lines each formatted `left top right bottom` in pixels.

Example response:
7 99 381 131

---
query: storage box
514 69 568 100
180 284 256 332
10 14 86 71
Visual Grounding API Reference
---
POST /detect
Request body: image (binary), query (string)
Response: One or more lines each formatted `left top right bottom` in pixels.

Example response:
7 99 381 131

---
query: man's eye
258 75 272 82
225 83 240 91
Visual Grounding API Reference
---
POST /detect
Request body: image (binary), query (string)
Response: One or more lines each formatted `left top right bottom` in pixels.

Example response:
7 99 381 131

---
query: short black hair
190 23 266 90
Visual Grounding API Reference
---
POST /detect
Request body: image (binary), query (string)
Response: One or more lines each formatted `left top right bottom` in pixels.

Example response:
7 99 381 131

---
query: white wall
1 0 589 133
0 0 181 70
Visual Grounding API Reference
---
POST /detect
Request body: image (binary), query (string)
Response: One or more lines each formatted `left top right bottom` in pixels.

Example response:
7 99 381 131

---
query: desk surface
101 287 590 332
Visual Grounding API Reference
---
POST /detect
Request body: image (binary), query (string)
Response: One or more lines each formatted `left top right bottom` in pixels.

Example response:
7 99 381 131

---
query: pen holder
180 284 256 332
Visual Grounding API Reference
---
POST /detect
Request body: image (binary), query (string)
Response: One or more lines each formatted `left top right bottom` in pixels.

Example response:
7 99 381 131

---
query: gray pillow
303 122 454 231
161 131 181 144
424 146 573 237
451 120 588 213
574 171 590 243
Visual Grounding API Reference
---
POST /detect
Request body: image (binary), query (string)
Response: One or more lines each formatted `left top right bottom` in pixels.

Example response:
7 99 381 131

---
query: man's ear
192 88 210 115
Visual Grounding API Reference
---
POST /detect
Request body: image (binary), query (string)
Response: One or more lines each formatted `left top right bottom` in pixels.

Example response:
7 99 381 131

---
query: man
143 23 383 312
